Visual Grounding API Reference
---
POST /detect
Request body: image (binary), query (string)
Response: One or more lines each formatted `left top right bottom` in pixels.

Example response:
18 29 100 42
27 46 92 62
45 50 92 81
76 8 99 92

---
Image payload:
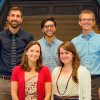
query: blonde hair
79 10 95 21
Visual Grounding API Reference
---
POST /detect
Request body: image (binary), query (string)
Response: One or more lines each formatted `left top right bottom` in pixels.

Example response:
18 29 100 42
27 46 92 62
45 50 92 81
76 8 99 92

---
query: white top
52 65 91 100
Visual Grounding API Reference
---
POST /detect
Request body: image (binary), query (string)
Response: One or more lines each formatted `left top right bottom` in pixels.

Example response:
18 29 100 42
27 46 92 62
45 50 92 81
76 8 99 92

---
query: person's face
7 10 23 28
42 21 56 37
79 13 95 31
59 47 73 65
26 44 40 63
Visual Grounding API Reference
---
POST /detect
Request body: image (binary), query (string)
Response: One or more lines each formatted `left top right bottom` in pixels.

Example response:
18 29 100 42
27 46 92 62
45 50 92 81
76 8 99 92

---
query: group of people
0 6 100 100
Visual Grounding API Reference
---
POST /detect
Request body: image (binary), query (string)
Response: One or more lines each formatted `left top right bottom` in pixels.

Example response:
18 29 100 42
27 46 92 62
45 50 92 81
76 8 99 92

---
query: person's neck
9 26 20 35
82 29 92 36
44 35 55 44
63 63 73 72
28 61 37 70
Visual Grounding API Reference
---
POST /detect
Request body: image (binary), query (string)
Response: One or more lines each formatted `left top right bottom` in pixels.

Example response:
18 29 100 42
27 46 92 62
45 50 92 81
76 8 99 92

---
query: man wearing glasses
71 10 100 100
39 17 62 72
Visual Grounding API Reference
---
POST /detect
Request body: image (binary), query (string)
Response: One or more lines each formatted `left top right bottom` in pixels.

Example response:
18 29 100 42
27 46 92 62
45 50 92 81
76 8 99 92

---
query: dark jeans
54 95 78 100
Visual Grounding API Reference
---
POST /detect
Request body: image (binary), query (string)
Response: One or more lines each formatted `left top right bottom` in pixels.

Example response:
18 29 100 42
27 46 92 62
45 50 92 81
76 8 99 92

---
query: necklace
56 67 72 95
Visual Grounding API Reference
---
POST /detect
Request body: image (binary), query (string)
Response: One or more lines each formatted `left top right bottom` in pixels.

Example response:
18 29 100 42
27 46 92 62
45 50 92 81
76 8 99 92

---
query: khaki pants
92 77 100 100
0 78 12 100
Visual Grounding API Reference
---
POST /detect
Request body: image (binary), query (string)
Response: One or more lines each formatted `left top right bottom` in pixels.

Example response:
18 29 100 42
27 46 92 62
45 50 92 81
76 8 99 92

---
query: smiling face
7 10 23 28
42 20 56 38
79 13 95 32
59 47 73 65
26 44 40 63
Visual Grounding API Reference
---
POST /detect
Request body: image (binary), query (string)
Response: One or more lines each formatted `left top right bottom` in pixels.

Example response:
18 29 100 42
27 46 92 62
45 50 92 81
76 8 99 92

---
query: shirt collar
81 31 95 39
42 36 57 45
6 28 22 37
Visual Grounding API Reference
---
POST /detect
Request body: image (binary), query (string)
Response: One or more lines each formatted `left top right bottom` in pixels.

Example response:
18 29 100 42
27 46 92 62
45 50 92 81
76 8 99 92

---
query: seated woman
11 41 52 100
52 41 91 100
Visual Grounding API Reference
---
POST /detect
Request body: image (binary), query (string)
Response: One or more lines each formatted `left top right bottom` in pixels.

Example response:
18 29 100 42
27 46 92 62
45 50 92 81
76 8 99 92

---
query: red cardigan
11 65 52 100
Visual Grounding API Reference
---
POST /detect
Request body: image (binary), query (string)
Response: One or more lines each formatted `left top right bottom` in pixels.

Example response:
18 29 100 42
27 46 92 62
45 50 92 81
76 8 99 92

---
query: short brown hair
41 17 56 29
58 41 80 83
8 6 23 17
21 41 43 72
79 10 95 21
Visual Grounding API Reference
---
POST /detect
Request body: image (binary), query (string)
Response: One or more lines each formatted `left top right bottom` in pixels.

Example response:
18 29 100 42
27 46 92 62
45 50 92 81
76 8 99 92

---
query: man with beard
38 17 63 72
71 10 100 100
0 6 33 100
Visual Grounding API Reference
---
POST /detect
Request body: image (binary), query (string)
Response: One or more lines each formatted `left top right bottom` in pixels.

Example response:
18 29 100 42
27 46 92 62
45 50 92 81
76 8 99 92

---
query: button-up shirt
0 29 34 76
71 31 100 75
39 37 62 72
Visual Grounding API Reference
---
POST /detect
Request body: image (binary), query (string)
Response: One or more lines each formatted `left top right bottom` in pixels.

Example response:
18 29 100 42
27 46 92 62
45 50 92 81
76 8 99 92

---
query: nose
48 26 52 29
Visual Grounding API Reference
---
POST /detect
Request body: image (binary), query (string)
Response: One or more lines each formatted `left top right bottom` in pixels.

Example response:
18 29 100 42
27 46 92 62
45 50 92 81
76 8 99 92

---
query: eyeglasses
43 24 55 28
80 18 94 22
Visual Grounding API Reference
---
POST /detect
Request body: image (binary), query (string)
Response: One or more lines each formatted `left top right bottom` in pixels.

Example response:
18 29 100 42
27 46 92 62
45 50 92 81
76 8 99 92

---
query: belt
0 75 11 80
54 95 78 99
91 75 100 79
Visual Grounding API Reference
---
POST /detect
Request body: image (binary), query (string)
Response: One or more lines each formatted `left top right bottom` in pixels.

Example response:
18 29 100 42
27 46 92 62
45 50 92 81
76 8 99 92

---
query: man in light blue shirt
39 17 62 71
71 10 100 100
39 17 62 72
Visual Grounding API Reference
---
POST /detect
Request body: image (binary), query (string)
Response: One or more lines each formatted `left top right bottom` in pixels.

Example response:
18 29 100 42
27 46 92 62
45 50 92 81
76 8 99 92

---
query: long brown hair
58 41 80 83
21 41 43 72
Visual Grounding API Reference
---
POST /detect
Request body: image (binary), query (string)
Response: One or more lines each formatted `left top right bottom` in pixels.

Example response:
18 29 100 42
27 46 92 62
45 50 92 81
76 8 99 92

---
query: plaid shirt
72 31 100 75
39 37 62 72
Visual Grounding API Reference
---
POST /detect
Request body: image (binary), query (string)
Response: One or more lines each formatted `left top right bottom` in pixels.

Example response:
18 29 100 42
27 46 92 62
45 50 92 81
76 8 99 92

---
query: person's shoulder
56 38 63 43
0 30 6 36
78 65 90 74
95 32 100 37
52 66 61 73
20 29 34 40
38 38 42 42
20 29 33 36
13 65 22 72
71 35 81 42
40 66 50 72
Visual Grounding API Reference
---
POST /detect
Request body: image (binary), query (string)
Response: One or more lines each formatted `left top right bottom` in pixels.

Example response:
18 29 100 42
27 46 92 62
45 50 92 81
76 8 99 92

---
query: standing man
0 6 34 100
71 10 100 100
38 17 62 72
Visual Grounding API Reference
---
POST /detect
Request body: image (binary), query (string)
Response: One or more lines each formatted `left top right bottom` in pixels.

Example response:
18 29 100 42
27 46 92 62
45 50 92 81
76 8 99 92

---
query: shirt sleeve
30 33 34 41
78 66 91 100
44 67 52 82
11 67 19 81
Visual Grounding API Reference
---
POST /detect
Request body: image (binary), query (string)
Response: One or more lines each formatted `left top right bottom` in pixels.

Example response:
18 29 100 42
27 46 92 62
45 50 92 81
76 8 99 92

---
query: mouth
12 21 18 24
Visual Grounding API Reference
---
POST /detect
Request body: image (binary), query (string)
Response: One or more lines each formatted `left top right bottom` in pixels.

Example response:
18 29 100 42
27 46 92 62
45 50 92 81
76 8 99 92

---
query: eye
36 50 40 53
11 14 15 17
16 15 20 18
65 52 69 54
60 52 63 55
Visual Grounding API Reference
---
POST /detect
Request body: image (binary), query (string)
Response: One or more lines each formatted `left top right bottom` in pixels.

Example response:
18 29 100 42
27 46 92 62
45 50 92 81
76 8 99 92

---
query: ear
7 16 9 22
21 17 23 23
55 27 57 31
92 20 96 26
79 21 81 26
42 29 44 33
25 51 28 56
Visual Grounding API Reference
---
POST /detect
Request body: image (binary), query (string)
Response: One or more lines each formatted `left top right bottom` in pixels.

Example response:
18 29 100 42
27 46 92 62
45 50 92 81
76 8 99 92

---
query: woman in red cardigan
11 41 52 100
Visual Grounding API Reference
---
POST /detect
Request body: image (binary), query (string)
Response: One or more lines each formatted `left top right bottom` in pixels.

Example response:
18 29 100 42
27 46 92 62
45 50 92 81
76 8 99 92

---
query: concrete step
23 15 79 22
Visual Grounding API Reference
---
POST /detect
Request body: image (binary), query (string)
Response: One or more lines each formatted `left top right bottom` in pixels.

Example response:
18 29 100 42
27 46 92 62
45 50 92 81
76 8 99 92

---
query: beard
9 20 21 28
44 31 55 37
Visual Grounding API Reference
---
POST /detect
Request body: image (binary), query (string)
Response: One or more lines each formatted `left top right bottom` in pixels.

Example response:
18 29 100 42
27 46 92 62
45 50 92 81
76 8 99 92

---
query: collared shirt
39 37 62 72
0 28 34 76
71 31 100 75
